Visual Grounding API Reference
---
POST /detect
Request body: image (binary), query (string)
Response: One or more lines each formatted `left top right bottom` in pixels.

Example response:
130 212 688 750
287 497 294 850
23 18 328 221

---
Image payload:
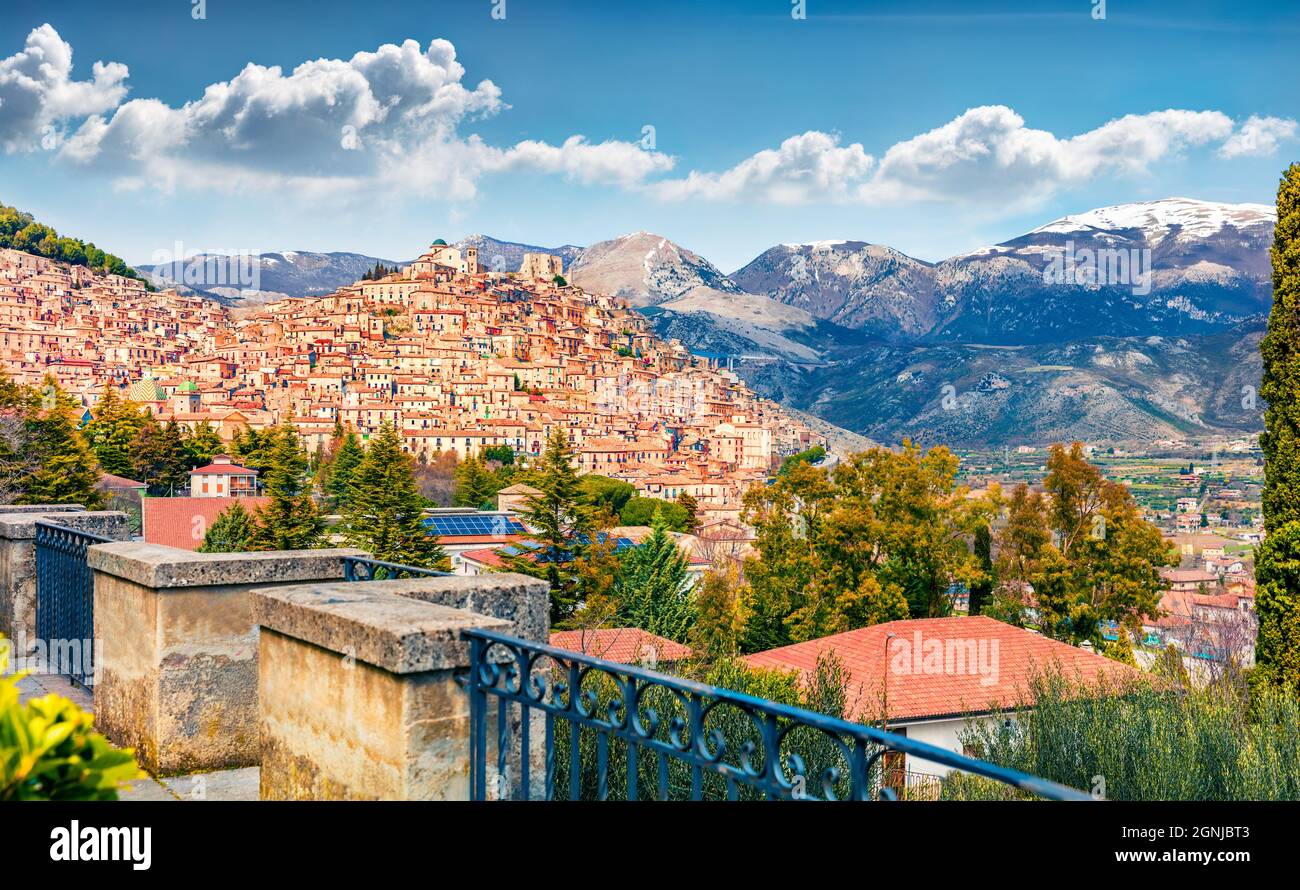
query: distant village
0 239 820 534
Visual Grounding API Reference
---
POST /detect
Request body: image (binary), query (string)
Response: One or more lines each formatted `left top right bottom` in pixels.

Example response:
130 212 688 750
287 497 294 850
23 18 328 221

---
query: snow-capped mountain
566 231 745 307
1030 197 1275 242
453 234 582 273
134 250 405 304
734 199 1275 345
933 198 1274 342
730 240 938 340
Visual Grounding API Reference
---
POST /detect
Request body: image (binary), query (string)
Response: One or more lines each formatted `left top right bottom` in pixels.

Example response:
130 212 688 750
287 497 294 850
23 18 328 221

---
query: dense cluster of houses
1 241 821 529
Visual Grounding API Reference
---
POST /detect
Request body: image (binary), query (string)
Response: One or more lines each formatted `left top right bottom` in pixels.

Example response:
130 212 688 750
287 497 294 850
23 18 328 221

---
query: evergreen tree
198 501 257 553
232 426 274 470
613 507 693 641
453 453 498 508
1258 162 1300 693
968 522 994 616
324 427 364 509
248 424 326 550
185 420 224 468
340 422 445 569
16 376 105 508
675 490 700 532
510 430 591 623
131 418 190 495
688 562 743 661
85 384 147 477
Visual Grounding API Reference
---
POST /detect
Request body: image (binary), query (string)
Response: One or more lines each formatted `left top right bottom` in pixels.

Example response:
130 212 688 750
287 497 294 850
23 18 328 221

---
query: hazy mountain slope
135 250 404 303
730 240 938 340
567 232 745 307
783 320 1266 448
454 234 582 272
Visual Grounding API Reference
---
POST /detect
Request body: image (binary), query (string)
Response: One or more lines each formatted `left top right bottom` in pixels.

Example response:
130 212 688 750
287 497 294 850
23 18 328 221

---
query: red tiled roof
142 496 271 551
549 628 693 665
191 460 258 476
743 616 1140 723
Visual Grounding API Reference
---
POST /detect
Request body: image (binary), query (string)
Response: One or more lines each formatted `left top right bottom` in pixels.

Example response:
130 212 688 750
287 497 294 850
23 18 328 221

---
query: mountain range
130 197 1277 448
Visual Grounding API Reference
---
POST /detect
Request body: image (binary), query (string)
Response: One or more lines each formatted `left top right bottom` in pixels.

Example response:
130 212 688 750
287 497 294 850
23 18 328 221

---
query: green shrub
1 639 142 800
949 668 1300 801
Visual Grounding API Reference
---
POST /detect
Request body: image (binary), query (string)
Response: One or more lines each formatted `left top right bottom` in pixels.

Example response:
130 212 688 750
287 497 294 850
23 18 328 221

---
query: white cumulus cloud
0 24 129 153
652 131 875 203
654 106 1296 207
5 25 669 201
1218 115 1299 159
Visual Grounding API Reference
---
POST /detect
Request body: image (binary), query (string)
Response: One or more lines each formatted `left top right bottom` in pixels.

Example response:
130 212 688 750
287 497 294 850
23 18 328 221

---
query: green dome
431 239 447 246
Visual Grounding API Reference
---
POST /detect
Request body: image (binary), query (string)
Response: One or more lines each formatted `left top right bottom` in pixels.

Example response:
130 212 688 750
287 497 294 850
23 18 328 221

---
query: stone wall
0 507 130 658
88 542 366 775
252 580 518 800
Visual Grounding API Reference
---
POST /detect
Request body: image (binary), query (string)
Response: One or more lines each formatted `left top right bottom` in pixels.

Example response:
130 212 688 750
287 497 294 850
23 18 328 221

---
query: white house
189 455 258 498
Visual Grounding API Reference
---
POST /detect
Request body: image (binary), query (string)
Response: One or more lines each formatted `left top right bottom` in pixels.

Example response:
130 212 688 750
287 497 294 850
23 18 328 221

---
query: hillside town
0 241 821 526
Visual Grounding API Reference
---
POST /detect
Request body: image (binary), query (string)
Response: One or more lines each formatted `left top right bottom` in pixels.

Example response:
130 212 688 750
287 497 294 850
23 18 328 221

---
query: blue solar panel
424 514 527 536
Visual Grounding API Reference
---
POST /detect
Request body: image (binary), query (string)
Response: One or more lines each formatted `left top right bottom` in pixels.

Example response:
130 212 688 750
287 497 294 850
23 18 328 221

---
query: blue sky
1 0 1297 271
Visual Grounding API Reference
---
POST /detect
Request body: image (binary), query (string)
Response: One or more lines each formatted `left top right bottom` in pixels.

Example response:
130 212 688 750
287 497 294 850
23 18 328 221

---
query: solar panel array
424 514 527 536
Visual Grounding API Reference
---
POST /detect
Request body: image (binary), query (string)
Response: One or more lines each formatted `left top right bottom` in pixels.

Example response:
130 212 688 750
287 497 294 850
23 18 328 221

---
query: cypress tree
1257 162 1300 692
340 422 445 569
968 522 993 616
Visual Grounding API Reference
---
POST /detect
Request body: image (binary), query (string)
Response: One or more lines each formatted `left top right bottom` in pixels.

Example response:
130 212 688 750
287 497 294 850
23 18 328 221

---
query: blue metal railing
34 521 112 689
462 627 1092 801
341 555 452 581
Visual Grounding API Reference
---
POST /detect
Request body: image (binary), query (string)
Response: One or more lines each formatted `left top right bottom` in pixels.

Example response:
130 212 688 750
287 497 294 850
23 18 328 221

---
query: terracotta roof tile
142 496 271 551
743 616 1140 723
549 628 692 665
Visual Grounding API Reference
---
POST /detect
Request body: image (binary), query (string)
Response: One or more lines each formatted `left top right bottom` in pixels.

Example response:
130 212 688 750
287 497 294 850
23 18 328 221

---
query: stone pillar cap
0 509 126 540
87 542 367 588
251 581 511 674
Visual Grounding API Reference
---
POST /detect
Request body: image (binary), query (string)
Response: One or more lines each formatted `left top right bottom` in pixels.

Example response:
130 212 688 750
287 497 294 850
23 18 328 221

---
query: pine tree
509 429 590 623
340 422 445 568
16 376 105 508
452 454 496 508
1258 163 1300 692
614 507 693 641
185 420 224 468
199 501 256 553
131 418 190 495
85 383 147 477
248 424 325 551
324 427 364 509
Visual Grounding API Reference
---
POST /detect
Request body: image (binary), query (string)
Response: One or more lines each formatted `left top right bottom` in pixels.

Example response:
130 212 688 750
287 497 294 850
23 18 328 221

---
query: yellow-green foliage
0 639 142 800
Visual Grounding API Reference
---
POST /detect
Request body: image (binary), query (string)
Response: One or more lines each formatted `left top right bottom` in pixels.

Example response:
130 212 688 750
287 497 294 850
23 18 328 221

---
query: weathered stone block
0 508 129 656
88 543 365 775
251 581 511 800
